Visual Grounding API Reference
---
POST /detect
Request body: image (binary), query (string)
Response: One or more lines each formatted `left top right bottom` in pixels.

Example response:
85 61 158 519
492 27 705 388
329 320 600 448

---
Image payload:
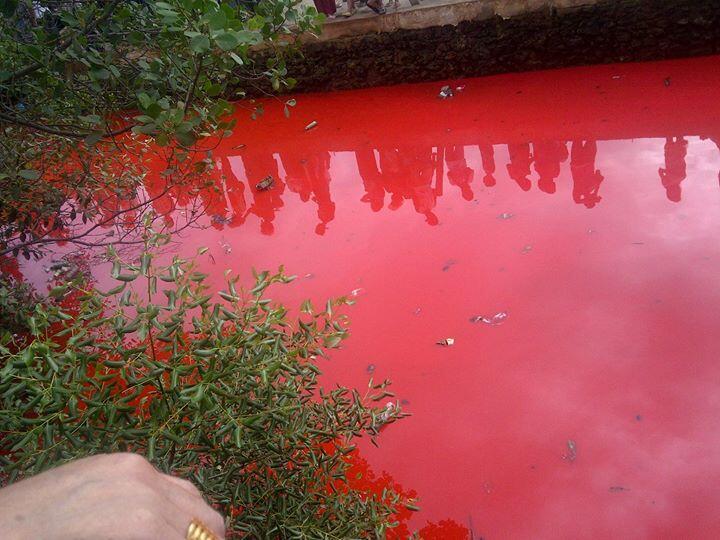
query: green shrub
0 275 44 339
0 231 412 537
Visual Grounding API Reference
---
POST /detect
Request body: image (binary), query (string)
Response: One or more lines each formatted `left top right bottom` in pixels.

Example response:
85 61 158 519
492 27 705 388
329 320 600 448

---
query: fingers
93 454 225 539
159 473 226 539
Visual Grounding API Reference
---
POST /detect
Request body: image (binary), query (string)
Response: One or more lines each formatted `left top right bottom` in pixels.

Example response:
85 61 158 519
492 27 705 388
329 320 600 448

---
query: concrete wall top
310 0 602 41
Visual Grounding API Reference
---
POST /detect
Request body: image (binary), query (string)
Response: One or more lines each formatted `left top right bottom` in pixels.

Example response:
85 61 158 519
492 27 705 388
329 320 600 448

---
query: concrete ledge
314 0 495 40
314 0 603 40
249 0 720 94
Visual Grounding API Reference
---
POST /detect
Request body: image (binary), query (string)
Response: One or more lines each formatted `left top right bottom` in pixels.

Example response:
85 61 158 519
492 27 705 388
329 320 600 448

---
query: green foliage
0 0 319 258
0 231 411 537
0 275 44 338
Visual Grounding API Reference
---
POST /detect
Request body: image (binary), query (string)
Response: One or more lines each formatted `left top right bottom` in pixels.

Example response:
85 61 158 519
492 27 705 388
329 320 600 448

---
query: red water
35 55 720 537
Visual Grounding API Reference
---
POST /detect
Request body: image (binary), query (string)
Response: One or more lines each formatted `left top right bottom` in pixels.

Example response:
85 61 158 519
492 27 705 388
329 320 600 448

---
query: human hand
0 453 225 540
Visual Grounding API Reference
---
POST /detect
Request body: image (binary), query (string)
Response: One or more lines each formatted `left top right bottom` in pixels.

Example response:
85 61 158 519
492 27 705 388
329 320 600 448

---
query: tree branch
184 55 204 114
7 0 125 82
0 112 133 139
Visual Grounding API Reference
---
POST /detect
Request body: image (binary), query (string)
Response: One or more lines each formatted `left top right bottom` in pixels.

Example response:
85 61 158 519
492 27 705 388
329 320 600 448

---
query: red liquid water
31 55 720 537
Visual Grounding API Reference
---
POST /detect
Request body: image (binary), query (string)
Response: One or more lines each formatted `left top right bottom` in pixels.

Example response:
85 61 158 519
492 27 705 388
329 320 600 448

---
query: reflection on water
133 132 717 236
24 55 720 538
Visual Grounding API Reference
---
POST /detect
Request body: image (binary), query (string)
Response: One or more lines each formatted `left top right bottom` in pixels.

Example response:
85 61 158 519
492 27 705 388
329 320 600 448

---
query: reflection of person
570 140 603 208
378 148 406 211
445 145 474 201
281 150 311 202
200 159 230 230
711 136 720 185
506 143 533 191
223 156 248 228
307 151 335 235
280 151 336 235
700 135 720 185
355 147 385 212
243 152 284 235
478 143 496 187
139 157 175 228
377 145 437 224
0 453 225 539
659 136 688 202
406 145 438 225
533 141 568 194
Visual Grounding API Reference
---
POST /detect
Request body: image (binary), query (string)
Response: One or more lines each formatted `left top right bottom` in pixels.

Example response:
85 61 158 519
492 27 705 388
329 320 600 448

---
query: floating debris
611 75 622 80
231 143 246 150
378 402 396 422
635 414 643 422
413 307 422 316
400 399 410 406
562 439 578 462
219 240 232 254
664 77 671 87
304 273 314 279
350 287 365 297
255 175 274 191
442 259 457 272
305 120 318 131
610 486 630 493
521 244 533 254
438 85 454 99
455 85 466 92
366 364 376 374
436 337 455 346
211 214 231 225
587 228 595 234
469 312 508 326
498 212 513 220
49 261 71 272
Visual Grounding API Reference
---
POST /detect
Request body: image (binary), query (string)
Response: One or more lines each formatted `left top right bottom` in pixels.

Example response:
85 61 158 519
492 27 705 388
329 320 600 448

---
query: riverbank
250 0 719 94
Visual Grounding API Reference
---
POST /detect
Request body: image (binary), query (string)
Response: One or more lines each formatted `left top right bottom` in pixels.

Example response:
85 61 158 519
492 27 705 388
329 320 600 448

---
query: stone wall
250 0 719 94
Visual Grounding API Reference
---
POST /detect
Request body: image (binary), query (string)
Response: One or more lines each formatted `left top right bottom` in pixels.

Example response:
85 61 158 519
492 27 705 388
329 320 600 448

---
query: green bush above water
0 231 414 538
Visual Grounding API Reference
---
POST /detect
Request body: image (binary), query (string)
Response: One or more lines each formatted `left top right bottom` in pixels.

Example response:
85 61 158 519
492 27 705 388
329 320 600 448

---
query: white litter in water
379 402 396 422
470 312 509 326
219 240 232 254
438 85 454 99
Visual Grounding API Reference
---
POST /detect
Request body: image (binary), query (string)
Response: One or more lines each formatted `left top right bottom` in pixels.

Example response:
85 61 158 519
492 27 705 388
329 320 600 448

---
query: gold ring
186 517 220 540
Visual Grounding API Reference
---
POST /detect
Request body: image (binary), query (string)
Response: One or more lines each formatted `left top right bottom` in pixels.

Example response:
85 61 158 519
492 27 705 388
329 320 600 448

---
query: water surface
41 55 720 538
